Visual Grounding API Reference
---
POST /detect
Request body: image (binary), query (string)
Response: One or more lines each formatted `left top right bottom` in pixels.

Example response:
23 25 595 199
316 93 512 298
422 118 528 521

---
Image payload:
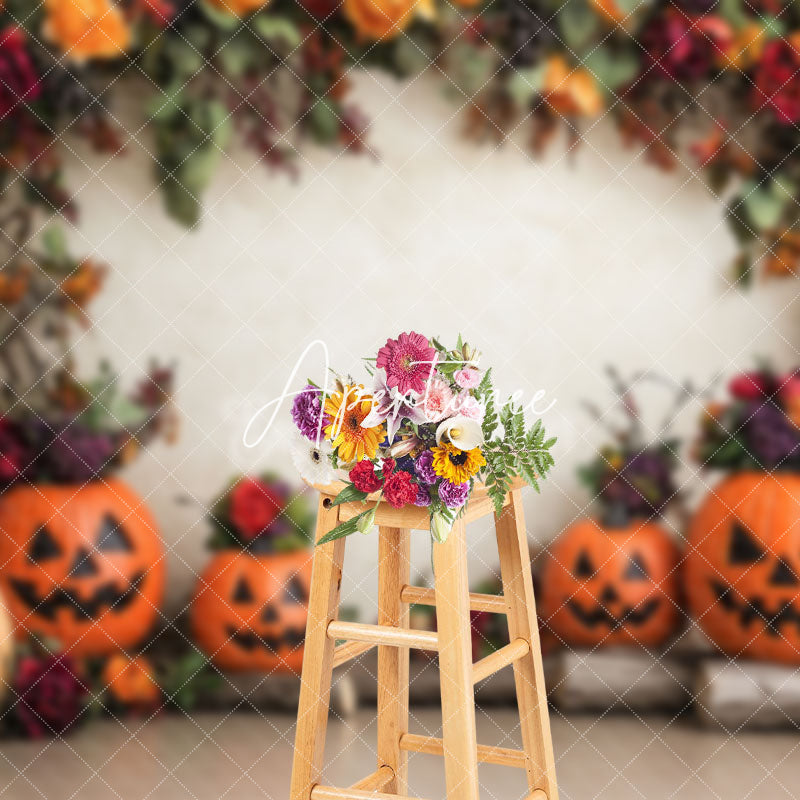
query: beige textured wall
61 70 798 619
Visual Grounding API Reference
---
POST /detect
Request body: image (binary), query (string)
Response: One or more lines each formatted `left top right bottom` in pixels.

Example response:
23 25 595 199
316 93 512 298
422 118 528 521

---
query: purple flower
414 450 437 485
414 485 432 507
438 479 470 509
291 385 328 441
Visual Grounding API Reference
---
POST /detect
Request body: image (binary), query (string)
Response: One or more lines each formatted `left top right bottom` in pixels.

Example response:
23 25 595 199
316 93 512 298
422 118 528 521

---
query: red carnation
0 27 41 119
230 478 283 540
349 459 382 493
383 471 417 509
12 654 88 738
753 39 800 125
729 371 772 400
381 458 396 478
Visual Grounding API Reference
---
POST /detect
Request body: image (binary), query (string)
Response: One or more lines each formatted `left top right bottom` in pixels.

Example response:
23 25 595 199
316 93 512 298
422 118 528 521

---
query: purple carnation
414 450 437 485
438 480 469 509
414 485 432 507
292 385 328 441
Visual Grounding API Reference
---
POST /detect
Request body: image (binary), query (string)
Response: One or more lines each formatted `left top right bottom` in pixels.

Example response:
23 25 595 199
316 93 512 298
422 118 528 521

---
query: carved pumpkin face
190 549 312 673
539 518 682 648
0 481 165 656
686 472 800 664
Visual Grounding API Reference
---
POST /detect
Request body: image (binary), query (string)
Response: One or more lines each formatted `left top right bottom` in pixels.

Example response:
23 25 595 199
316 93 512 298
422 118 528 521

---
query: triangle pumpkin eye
96 515 133 553
28 526 62 562
624 553 650 581
728 521 766 565
232 576 254 603
573 551 595 578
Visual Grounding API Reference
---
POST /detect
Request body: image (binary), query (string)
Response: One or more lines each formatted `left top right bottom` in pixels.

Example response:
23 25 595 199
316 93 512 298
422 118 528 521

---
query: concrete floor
0 709 798 800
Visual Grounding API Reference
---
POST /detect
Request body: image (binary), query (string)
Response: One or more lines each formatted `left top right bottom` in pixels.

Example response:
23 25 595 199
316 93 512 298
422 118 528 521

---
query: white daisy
290 434 335 485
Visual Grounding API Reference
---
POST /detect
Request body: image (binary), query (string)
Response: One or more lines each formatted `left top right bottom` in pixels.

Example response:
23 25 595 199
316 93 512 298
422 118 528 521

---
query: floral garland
289 331 556 543
2 0 800 280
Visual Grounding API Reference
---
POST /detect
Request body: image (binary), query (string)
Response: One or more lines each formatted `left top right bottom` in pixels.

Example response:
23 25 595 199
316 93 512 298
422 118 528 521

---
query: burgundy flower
12 654 87 738
230 478 283 540
753 39 800 125
641 11 731 82
0 27 41 119
0 419 26 484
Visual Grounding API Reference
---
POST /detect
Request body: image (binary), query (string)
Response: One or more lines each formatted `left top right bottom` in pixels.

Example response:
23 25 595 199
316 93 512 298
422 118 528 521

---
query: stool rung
327 620 438 651
350 765 393 791
400 585 507 614
311 787 428 800
472 638 530 684
332 640 375 669
399 733 527 769
526 792 548 800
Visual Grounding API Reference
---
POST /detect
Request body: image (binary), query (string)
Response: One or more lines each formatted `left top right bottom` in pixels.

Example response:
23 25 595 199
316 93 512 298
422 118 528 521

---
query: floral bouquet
207 473 315 552
696 365 800 471
290 332 556 544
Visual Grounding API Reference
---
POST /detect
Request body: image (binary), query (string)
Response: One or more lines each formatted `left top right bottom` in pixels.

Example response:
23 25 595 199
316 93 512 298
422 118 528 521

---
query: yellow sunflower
324 385 384 463
431 443 486 484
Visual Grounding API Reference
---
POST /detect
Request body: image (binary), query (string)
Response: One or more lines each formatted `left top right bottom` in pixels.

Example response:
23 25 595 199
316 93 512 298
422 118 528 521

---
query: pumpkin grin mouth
9 572 146 621
566 598 660 629
226 624 304 654
711 580 800 637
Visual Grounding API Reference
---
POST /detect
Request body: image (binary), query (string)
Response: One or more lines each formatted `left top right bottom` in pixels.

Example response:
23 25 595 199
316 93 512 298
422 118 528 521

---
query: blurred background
1 0 800 798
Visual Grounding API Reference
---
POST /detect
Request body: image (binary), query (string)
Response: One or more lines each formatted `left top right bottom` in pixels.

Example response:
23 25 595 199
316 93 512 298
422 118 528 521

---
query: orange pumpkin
539 518 682 648
686 472 800 664
103 653 161 709
190 549 312 673
0 480 165 656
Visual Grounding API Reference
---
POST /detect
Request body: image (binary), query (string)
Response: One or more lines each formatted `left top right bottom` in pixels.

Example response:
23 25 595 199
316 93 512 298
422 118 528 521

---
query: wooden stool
289 479 558 800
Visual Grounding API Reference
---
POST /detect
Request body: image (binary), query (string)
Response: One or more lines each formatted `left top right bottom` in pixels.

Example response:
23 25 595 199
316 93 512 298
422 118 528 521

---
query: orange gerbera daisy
324 385 384 463
43 0 130 61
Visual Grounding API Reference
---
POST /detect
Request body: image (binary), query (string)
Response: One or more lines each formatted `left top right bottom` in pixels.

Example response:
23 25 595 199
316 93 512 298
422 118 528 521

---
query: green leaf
317 509 375 545
252 14 302 48
718 0 748 29
309 99 340 144
164 38 205 80
583 46 639 93
331 484 369 506
41 226 68 263
742 180 788 231
506 65 547 111
217 37 255 79
198 0 241 29
559 0 600 52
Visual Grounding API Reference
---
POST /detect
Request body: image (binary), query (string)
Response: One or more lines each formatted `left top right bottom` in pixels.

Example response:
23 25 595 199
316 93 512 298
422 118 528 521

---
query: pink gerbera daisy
376 332 436 396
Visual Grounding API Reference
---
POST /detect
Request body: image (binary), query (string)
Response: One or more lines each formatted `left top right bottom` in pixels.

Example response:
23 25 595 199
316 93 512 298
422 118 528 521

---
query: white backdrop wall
61 70 799 619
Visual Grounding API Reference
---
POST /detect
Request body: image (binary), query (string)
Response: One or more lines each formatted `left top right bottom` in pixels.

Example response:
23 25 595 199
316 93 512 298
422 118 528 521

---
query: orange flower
721 22 766 70
764 230 800 278
205 0 270 14
43 0 130 61
590 0 626 25
60 260 106 309
103 654 161 709
543 56 604 117
0 265 30 306
343 0 422 40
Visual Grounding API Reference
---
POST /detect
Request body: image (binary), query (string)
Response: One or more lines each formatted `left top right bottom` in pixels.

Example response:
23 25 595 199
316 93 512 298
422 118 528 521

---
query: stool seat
289 482 559 800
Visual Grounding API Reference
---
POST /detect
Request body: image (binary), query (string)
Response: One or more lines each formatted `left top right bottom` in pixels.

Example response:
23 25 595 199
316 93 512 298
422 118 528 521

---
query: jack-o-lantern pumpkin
0 480 165 657
190 549 312 673
686 472 800 664
539 518 682 648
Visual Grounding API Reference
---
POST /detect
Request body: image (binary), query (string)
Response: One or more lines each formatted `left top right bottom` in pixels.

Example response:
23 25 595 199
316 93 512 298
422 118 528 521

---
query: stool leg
377 526 411 794
290 496 346 800
495 490 558 800
433 518 480 800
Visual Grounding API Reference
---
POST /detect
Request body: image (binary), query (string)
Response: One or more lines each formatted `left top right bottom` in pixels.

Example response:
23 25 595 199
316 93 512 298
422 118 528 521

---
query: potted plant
190 473 315 674
687 365 800 664
0 227 174 657
538 371 683 650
